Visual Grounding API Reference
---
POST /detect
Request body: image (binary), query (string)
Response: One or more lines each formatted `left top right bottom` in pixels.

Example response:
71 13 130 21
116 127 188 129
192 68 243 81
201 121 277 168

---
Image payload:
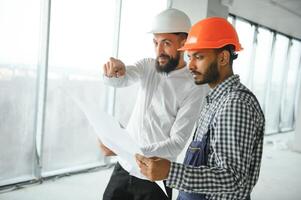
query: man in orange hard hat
136 17 265 200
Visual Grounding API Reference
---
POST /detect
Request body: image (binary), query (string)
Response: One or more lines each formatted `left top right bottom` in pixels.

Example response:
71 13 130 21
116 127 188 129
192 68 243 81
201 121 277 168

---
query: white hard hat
149 8 191 34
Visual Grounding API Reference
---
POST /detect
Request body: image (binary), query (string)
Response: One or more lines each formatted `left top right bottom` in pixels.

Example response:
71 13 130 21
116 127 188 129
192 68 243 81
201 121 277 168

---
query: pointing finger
103 64 107 76
109 57 117 62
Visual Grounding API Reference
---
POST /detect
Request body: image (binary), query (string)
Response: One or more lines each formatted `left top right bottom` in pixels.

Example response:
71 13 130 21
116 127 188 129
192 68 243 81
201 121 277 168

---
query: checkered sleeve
166 97 260 194
166 162 185 188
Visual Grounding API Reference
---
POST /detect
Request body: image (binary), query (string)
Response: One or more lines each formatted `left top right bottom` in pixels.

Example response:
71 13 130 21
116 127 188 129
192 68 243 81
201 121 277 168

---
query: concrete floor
0 132 301 200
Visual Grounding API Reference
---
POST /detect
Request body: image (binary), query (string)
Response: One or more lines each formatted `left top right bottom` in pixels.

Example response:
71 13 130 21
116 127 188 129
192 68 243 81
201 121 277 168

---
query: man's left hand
135 154 171 181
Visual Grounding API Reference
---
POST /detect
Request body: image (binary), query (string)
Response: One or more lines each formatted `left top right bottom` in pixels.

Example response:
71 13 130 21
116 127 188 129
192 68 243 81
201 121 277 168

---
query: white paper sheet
63 89 167 196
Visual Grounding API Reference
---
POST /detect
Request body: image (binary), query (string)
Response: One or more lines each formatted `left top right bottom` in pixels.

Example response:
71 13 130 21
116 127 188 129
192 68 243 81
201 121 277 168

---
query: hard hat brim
178 43 243 51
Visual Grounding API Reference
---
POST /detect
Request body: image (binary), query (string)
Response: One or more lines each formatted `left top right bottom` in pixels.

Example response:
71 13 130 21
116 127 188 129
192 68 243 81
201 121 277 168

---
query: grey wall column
171 0 229 24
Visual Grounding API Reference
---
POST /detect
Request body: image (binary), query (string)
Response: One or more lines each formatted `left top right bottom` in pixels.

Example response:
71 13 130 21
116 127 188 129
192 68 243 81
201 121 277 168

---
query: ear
218 50 230 67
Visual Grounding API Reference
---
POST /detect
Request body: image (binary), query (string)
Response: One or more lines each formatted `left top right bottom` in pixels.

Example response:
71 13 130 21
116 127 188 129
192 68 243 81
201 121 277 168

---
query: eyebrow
154 38 172 43
190 52 203 57
161 39 172 43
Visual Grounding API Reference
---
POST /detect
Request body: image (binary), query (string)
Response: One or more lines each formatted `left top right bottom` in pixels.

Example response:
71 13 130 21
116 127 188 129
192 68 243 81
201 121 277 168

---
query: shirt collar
206 74 240 103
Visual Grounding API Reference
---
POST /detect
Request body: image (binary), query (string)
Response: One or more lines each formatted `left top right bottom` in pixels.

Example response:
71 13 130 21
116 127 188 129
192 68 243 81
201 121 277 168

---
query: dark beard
155 53 180 74
195 60 219 85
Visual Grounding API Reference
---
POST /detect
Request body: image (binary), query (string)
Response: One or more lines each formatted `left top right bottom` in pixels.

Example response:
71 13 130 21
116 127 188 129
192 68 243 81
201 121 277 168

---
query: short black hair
215 44 238 67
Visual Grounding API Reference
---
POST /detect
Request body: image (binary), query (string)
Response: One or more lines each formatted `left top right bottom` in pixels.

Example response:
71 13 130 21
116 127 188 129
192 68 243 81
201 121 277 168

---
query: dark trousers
103 162 172 200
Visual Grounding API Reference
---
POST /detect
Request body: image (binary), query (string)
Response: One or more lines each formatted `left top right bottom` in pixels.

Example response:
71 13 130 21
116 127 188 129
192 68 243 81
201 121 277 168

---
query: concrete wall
171 0 228 24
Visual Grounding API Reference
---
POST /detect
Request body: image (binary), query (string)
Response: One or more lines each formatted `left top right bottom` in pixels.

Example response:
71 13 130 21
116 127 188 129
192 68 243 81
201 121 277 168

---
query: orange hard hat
179 17 243 51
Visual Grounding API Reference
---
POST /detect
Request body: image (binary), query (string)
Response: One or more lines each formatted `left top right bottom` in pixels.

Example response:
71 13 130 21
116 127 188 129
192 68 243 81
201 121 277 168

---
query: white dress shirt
103 58 208 166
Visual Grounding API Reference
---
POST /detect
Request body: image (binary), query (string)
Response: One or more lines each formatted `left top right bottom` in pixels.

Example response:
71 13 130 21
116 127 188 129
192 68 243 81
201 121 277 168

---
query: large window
0 0 170 188
230 15 301 134
41 0 117 175
0 0 41 186
252 28 274 110
233 18 255 87
265 34 290 133
280 40 301 131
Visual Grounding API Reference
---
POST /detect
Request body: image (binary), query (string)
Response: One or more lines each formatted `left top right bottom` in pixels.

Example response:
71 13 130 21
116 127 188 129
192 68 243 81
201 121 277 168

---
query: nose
188 58 196 71
156 43 164 56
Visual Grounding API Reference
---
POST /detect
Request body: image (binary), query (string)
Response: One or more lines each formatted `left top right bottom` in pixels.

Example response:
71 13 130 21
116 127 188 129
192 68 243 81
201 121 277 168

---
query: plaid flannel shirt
166 75 265 200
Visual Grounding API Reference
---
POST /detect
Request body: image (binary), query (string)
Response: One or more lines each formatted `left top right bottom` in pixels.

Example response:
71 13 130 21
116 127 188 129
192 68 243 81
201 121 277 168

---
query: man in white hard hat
100 8 208 200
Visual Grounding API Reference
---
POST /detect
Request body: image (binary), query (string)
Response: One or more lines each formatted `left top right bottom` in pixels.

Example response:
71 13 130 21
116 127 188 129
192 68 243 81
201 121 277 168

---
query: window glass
233 18 255 86
265 34 289 134
42 0 116 174
0 0 41 186
252 28 274 108
280 40 301 131
230 15 301 135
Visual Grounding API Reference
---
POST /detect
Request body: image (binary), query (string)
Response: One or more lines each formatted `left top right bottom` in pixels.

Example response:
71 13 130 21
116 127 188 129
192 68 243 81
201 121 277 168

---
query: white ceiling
221 0 301 40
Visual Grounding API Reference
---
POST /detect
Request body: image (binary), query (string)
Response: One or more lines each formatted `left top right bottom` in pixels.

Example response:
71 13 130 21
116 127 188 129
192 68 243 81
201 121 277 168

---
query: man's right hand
103 57 126 78
98 141 116 156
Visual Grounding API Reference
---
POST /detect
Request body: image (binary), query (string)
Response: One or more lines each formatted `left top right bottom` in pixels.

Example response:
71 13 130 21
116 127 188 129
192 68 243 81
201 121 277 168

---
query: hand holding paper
135 154 171 181
98 141 116 156
85 108 168 196
64 89 168 196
